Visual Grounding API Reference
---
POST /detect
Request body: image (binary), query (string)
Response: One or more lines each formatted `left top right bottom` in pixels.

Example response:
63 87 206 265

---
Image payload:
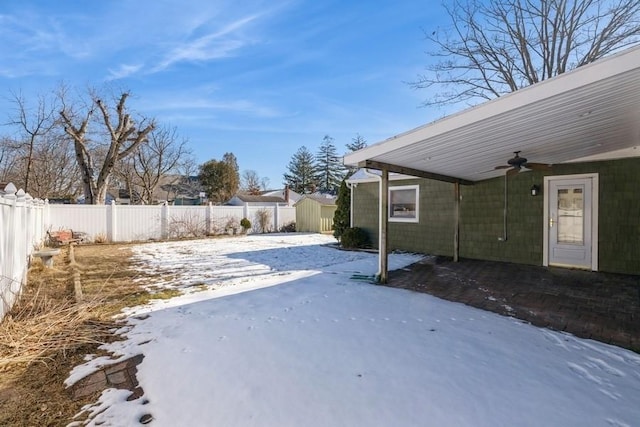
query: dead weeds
0 242 167 426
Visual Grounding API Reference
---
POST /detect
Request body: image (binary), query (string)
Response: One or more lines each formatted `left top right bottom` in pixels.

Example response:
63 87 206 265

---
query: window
389 185 419 222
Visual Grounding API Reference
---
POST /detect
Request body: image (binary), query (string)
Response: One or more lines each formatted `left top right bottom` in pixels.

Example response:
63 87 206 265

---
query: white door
547 177 596 270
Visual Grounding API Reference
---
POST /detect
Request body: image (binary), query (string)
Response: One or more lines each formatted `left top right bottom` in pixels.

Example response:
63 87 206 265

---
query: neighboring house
261 187 302 206
226 194 288 207
295 195 337 233
344 46 640 279
159 175 206 205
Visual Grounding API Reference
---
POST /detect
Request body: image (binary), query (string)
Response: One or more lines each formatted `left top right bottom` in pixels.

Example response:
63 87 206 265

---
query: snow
68 234 640 427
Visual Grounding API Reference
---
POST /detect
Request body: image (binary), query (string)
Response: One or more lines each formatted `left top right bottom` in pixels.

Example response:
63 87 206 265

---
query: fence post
161 202 169 240
23 193 34 251
107 200 118 242
274 204 279 232
12 189 26 308
207 202 213 235
43 198 50 235
243 202 249 221
1 185 17 319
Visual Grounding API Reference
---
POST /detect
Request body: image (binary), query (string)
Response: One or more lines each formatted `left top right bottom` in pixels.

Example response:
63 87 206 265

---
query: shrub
225 217 240 232
333 180 350 240
254 209 272 233
340 227 369 249
280 221 296 233
240 217 251 230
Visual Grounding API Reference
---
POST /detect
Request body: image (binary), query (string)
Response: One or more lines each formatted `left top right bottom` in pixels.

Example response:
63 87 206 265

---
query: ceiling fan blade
506 168 519 178
524 162 551 171
494 165 510 170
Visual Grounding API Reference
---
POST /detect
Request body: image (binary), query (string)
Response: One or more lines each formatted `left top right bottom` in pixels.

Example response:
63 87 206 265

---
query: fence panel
44 203 298 242
1 184 45 320
167 205 208 238
280 207 296 229
48 204 108 238
117 205 163 241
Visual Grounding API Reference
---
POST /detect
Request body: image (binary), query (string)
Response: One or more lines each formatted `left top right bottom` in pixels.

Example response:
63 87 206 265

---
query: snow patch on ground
68 234 640 427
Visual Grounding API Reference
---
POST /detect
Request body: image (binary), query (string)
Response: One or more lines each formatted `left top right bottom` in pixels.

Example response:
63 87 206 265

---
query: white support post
379 170 389 284
274 204 280 232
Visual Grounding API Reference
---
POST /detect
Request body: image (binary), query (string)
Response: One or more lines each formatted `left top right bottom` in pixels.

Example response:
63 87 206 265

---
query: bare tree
0 137 22 186
6 90 58 193
28 133 82 199
241 170 263 195
59 88 156 204
412 0 640 106
116 125 190 204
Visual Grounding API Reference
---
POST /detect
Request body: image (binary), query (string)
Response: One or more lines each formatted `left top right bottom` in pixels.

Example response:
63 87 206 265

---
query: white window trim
388 185 419 223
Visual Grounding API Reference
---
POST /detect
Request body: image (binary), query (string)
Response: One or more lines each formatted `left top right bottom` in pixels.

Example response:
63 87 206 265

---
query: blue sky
0 0 448 188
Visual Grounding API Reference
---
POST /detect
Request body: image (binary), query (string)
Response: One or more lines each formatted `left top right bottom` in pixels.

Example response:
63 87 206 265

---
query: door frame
543 173 599 271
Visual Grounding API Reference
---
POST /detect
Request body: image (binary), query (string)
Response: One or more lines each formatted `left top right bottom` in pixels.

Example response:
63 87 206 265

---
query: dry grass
0 243 168 426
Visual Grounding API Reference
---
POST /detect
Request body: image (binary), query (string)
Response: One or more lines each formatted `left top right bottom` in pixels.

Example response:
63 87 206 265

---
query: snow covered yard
69 234 640 426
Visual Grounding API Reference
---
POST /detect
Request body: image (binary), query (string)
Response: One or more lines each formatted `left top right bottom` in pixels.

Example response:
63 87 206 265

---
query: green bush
240 218 251 230
332 180 351 240
340 227 369 249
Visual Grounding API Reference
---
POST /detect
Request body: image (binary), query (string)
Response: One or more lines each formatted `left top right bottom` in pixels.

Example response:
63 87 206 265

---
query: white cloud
106 63 144 80
153 14 261 72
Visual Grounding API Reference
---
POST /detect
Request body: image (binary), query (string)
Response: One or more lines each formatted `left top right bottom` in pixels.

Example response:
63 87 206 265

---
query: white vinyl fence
1 182 296 321
46 202 296 243
1 183 46 320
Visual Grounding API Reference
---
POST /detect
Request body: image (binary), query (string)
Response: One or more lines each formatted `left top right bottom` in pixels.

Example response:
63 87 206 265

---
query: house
344 46 640 281
295 195 337 233
227 187 300 207
226 194 288 207
261 187 302 206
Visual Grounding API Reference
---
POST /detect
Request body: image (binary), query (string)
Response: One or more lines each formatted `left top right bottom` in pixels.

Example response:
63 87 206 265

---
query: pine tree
346 133 367 152
283 146 318 194
345 134 367 174
315 135 344 194
332 179 351 240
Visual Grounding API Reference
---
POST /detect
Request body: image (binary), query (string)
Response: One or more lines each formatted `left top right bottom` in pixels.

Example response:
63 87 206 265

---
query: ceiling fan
494 151 551 177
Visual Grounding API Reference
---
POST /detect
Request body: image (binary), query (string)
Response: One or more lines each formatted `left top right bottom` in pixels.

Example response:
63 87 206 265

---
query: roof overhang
344 46 640 184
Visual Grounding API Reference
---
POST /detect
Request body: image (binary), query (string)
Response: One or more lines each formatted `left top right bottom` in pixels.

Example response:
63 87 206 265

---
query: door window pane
557 187 583 244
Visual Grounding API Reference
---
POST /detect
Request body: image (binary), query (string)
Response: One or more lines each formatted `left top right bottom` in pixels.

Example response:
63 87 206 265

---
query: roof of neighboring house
344 46 640 184
261 188 303 202
232 194 286 203
295 195 337 206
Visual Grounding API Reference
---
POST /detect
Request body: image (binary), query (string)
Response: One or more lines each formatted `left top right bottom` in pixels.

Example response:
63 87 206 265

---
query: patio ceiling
344 46 640 184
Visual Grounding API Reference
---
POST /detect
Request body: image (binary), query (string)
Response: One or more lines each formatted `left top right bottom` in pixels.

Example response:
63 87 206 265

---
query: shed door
548 178 594 269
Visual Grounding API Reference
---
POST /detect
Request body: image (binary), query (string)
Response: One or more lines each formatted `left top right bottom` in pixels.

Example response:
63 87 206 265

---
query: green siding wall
459 171 544 265
352 157 640 275
353 179 455 256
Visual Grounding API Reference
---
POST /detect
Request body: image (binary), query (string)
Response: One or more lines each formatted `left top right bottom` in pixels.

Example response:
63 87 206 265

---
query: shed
295 195 337 233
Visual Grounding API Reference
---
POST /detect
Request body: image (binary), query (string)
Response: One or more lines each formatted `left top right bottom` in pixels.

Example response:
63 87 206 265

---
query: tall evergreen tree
199 152 239 204
345 134 367 174
283 146 318 194
346 133 367 152
315 135 344 194
332 179 351 240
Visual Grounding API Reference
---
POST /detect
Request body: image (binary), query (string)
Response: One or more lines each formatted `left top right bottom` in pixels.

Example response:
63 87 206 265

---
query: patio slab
387 257 640 352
